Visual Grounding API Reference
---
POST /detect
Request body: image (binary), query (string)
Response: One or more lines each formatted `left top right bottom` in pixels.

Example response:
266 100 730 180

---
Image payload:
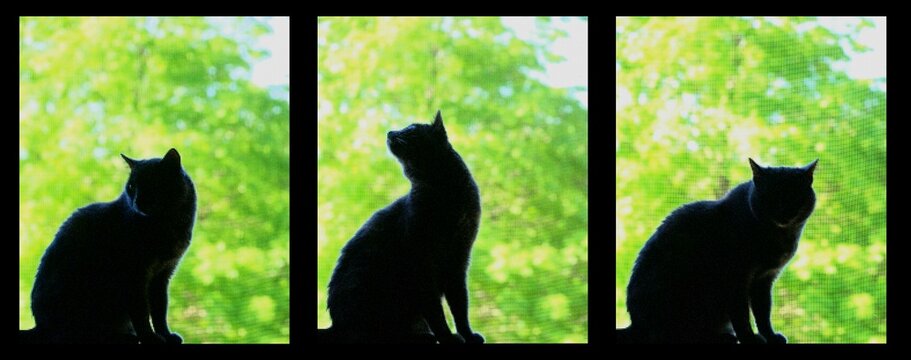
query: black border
13 12 902 356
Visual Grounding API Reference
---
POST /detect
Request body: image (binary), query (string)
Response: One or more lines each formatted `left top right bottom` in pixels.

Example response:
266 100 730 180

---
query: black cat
319 111 484 344
618 158 817 344
20 148 196 344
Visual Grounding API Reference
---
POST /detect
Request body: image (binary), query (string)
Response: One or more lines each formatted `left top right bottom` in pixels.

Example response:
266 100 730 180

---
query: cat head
748 158 818 228
386 110 456 182
120 148 195 217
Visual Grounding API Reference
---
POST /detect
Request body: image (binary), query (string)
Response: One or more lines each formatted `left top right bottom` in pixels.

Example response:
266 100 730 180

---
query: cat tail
616 326 642 344
19 328 44 344
317 327 340 344
318 327 362 343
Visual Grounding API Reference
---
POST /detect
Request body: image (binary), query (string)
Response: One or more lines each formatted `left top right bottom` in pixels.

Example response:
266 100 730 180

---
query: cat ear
804 159 818 181
432 110 447 138
163 148 182 168
121 154 137 169
748 158 764 178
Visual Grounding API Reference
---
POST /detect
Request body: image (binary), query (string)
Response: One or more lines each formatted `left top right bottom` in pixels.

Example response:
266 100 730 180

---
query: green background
318 17 589 343
19 17 290 343
615 17 886 343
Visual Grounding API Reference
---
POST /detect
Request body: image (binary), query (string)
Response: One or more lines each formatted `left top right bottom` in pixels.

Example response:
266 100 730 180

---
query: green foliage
616 17 885 343
19 17 289 343
318 17 588 343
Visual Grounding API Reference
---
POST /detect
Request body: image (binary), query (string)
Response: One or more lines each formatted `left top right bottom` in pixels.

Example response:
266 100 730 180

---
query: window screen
615 17 886 343
19 17 290 344
318 17 588 343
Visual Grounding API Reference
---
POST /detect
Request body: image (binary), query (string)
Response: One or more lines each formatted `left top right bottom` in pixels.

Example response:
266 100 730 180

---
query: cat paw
163 332 184 344
464 332 485 344
437 333 466 344
738 333 767 344
764 332 787 344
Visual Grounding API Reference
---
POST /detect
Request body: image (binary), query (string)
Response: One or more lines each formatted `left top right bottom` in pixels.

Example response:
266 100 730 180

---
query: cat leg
750 274 787 344
150 269 182 344
128 274 165 344
422 298 463 344
398 318 437 343
717 321 738 343
729 283 765 344
444 273 484 343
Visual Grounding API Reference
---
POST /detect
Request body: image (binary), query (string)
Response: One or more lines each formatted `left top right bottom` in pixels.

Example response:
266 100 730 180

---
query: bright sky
613 17 885 90
503 17 589 109
818 17 886 91
245 17 881 106
249 17 290 90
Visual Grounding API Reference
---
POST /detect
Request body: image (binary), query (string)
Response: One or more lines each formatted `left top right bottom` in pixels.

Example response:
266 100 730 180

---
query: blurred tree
616 17 885 343
19 17 290 343
318 17 588 343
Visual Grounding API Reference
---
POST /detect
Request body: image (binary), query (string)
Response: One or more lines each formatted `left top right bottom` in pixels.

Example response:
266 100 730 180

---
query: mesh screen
19 17 290 344
615 17 886 343
318 17 589 343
